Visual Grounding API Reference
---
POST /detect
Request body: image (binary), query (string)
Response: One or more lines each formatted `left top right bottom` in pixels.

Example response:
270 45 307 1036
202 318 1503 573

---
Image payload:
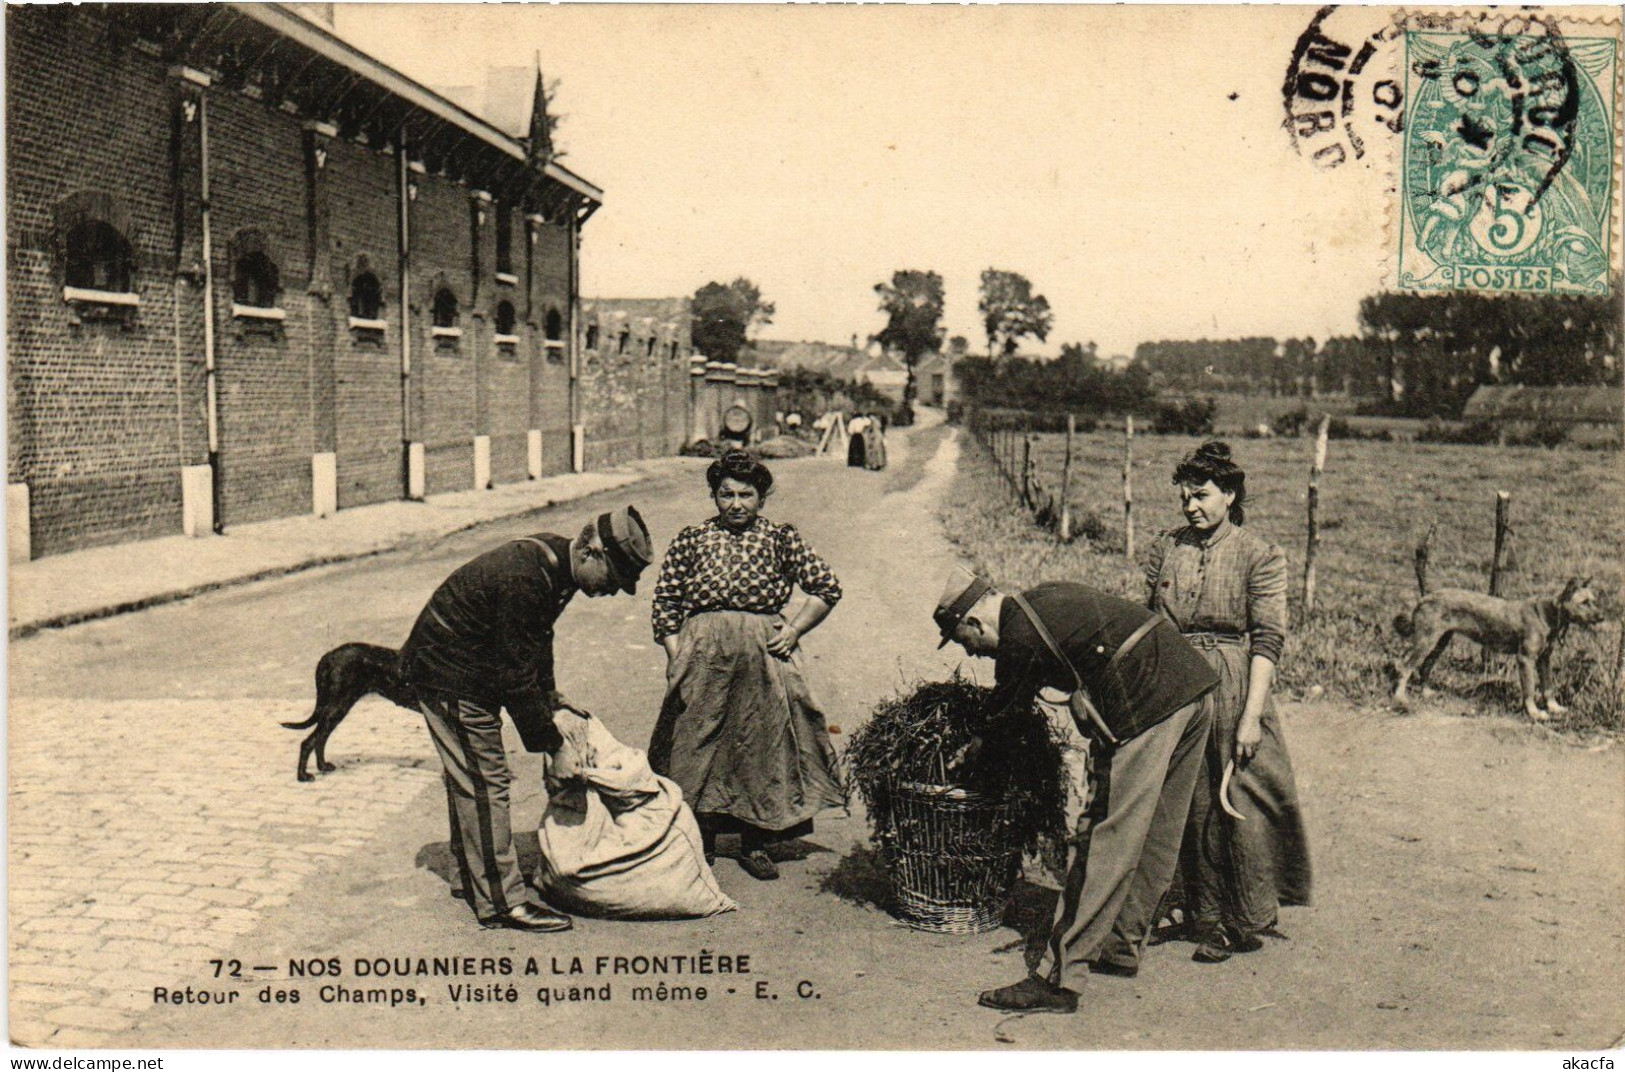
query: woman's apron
649 610 843 832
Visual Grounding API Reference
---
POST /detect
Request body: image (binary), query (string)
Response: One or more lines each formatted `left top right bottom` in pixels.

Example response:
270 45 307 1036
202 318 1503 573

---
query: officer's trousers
419 691 532 921
1034 700 1212 989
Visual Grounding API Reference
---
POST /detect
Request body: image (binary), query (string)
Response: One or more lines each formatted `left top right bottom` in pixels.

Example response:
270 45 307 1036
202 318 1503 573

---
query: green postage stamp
1398 16 1621 296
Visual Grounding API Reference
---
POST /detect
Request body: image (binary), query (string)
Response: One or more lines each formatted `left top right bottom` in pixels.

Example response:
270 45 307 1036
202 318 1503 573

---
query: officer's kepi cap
934 566 992 648
596 505 652 594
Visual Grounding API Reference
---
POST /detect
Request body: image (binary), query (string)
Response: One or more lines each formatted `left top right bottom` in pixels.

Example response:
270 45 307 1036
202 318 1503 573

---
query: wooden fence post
1059 415 1075 542
1021 434 1033 508
1123 416 1135 562
1303 415 1330 618
1484 490 1511 673
1413 521 1437 597
1613 624 1625 707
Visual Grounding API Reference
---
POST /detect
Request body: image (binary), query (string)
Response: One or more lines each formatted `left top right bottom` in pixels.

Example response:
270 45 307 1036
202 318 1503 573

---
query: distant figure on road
1146 441 1311 963
649 450 844 882
398 506 652 932
846 413 887 470
935 568 1219 1014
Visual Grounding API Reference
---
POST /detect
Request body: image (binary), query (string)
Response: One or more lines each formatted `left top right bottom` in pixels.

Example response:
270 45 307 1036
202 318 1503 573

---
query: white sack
535 713 736 920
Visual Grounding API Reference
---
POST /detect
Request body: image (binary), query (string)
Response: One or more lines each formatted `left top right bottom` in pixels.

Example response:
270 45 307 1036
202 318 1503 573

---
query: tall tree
979 269 1053 358
872 269 946 406
690 278 775 363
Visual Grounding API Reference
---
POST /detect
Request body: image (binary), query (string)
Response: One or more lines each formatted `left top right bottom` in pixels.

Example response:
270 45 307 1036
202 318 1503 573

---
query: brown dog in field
281 642 418 781
1392 578 1607 720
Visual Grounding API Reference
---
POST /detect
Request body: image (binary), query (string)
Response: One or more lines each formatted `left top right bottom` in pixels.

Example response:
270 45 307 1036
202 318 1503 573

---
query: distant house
1461 384 1622 445
915 352 958 408
855 350 909 402
1461 385 1621 426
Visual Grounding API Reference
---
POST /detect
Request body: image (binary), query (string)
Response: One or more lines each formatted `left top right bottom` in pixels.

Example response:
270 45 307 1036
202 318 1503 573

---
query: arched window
432 288 459 329
544 308 563 344
616 329 630 355
495 300 517 337
646 337 657 358
349 272 382 320
233 251 280 308
65 220 133 293
669 341 679 360
585 323 599 351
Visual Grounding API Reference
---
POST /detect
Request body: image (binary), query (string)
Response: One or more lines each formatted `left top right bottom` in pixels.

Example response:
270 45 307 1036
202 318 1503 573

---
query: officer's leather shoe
977 974 1078 1014
480 904 573 933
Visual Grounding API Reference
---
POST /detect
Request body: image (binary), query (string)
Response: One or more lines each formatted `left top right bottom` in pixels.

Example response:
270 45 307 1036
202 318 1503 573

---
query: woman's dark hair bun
706 448 774 495
1171 439 1247 525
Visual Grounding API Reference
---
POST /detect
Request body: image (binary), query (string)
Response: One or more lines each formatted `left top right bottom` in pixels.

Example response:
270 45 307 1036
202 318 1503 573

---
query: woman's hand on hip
766 623 802 658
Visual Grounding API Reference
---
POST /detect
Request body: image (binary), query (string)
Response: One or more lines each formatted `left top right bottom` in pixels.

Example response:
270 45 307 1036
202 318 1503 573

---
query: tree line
689 274 1618 425
1136 290 1619 418
691 268 1060 419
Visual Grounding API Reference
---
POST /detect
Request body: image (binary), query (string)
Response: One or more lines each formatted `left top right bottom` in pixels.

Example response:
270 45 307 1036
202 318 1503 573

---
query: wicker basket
876 779 1023 934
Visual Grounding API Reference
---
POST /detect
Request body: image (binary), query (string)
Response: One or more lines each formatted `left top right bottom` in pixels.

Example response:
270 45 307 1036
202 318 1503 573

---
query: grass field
947 426 1625 733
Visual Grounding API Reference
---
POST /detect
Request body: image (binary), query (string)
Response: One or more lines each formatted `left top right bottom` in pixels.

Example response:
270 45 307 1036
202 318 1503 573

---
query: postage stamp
1396 14 1622 295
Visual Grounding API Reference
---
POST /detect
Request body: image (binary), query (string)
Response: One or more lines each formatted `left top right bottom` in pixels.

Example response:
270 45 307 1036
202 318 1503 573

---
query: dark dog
1393 578 1607 721
283 642 417 782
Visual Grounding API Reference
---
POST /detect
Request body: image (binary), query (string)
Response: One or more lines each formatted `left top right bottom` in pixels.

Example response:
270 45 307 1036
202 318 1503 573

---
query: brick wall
324 135 404 509
208 89 314 524
579 298 694 467
411 175 475 496
5 10 189 555
5 7 704 560
532 223 573 472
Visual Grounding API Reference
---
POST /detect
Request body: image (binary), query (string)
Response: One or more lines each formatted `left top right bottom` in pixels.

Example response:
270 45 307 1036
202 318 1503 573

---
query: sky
336 5 1399 358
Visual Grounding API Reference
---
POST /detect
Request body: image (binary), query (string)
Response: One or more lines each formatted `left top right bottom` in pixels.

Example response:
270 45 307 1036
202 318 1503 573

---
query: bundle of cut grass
843 673 1069 932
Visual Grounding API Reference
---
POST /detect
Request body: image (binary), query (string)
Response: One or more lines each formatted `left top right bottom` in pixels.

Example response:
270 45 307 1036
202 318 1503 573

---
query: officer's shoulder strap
513 536 562 576
1010 592 1081 690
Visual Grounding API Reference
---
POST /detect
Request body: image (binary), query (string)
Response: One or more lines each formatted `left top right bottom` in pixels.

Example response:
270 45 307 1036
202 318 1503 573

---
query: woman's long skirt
1180 639 1312 936
649 610 843 834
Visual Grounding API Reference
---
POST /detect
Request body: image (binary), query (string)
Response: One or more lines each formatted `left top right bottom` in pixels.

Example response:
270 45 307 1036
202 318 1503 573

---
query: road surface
9 419 1623 1050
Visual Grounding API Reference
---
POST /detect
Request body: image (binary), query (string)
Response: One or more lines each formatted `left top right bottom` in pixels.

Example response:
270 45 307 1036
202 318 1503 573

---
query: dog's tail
1392 612 1414 638
281 711 321 730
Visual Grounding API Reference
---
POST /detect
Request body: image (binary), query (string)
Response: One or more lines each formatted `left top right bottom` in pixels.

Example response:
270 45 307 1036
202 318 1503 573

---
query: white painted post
407 442 426 500
311 453 338 518
7 482 31 563
572 424 585 473
180 464 214 537
473 435 492 490
527 430 543 480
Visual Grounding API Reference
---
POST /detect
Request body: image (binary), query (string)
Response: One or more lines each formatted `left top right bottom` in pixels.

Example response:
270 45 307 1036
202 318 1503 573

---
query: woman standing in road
1144 441 1311 963
649 450 844 881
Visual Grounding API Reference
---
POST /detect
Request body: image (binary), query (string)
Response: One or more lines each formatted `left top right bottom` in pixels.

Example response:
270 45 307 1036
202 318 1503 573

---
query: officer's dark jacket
986 582 1219 744
399 533 576 751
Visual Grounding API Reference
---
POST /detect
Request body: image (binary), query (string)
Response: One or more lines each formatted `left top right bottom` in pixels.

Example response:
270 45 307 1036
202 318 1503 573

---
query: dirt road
10 417 1622 1049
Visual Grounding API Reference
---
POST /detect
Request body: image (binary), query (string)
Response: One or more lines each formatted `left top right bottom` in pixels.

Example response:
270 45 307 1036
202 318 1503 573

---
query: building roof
753 340 901 380
1461 384 1622 424
235 4 601 205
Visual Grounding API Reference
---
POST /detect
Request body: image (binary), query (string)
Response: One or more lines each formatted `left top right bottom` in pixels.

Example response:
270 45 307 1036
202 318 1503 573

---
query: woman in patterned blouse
1143 441 1311 964
648 450 844 881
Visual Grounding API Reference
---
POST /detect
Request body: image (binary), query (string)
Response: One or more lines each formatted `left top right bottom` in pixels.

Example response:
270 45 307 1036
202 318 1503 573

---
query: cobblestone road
8 695 437 1046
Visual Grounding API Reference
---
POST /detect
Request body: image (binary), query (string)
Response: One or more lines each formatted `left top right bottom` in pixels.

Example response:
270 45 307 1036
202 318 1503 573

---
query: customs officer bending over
934 568 1219 1012
399 506 652 933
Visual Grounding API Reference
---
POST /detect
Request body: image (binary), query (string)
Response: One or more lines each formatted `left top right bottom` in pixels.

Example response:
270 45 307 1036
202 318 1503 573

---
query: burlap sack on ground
536 712 736 920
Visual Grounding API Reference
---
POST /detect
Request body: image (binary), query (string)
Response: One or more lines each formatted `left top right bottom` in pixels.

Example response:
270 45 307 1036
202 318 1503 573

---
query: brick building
6 4 607 560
